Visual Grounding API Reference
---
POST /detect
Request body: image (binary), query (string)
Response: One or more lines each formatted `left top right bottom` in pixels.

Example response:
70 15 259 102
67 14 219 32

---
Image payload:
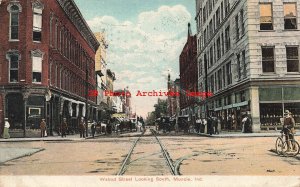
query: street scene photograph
0 0 300 186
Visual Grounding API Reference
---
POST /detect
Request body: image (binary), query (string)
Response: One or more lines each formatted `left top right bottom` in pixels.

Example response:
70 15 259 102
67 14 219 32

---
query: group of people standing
39 117 97 138
194 113 252 135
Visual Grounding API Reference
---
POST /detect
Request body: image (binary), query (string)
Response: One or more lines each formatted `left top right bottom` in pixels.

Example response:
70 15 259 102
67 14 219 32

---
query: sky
74 0 196 117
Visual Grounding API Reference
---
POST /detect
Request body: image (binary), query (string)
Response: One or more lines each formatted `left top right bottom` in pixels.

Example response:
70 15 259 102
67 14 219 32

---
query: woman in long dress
3 118 10 139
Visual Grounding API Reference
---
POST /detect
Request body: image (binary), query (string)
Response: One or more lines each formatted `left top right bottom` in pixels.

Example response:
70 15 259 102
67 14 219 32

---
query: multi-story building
196 0 300 132
179 23 198 122
0 0 99 137
95 32 108 121
167 74 180 119
106 69 116 112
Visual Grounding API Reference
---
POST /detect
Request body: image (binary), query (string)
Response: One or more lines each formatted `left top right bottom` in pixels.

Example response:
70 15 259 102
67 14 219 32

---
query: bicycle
275 130 299 157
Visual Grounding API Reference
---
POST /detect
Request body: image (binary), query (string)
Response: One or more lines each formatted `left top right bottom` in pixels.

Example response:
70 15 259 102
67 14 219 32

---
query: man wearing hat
78 117 85 138
40 119 47 137
60 118 68 138
3 118 10 139
283 110 296 151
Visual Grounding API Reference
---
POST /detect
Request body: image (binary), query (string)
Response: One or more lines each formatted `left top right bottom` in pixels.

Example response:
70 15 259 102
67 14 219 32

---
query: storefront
259 87 300 127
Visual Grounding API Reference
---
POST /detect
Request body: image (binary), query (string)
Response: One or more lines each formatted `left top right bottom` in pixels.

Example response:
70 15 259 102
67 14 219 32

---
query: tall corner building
0 0 99 137
196 0 300 132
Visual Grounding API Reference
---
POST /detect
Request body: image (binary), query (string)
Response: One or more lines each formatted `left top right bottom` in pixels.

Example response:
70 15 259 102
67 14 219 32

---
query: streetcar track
116 129 176 175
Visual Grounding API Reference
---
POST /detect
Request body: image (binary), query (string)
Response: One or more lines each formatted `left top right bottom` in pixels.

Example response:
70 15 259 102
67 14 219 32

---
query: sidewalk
0 131 145 142
196 131 300 138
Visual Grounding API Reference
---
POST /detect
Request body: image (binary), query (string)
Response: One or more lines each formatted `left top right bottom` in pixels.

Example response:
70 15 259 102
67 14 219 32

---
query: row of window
7 51 94 99
201 0 230 28
208 60 232 94
202 46 299 93
7 50 43 83
199 25 231 73
8 2 43 42
50 61 94 98
200 3 235 51
260 3 298 30
262 46 299 73
214 91 246 108
50 13 94 76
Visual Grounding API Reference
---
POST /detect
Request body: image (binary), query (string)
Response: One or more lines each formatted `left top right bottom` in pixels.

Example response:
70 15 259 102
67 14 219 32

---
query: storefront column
249 87 260 132
0 93 4 136
23 97 28 138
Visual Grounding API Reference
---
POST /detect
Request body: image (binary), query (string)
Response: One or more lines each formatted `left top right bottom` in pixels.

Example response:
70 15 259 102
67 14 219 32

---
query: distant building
95 32 109 120
106 69 116 112
167 74 180 119
196 0 300 132
0 0 99 137
179 23 198 122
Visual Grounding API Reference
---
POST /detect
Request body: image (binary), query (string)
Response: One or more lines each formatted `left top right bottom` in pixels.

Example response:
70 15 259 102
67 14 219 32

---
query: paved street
0 129 299 176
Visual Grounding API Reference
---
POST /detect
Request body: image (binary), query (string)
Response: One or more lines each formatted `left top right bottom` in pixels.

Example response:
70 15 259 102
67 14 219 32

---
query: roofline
56 0 100 52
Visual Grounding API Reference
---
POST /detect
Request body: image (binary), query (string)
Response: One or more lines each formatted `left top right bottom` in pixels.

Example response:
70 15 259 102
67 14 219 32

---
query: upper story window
226 61 232 85
260 3 273 30
6 50 20 83
262 47 275 73
235 15 239 41
240 9 245 35
284 3 297 30
286 46 299 72
31 49 44 83
32 1 44 42
8 4 22 40
225 25 231 51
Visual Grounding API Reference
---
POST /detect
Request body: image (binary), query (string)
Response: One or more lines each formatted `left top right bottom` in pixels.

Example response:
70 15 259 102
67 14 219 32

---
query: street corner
0 147 44 165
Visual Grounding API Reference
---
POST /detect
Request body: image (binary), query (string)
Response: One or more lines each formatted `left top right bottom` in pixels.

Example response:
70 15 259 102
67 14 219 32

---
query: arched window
8 4 21 40
6 50 20 83
31 49 44 83
32 1 44 42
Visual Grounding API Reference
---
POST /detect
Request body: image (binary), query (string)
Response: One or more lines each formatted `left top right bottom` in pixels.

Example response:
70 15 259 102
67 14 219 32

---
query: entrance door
6 93 24 129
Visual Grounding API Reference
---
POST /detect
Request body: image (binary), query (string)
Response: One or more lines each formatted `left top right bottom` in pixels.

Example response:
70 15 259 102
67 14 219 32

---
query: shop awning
232 101 248 108
214 107 223 111
223 104 233 110
111 113 126 118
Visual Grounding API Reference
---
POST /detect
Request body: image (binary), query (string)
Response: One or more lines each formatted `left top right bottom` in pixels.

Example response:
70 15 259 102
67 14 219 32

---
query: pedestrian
213 117 219 134
79 117 85 138
207 116 213 135
40 119 47 137
227 114 232 130
61 118 68 138
91 120 96 138
3 118 10 139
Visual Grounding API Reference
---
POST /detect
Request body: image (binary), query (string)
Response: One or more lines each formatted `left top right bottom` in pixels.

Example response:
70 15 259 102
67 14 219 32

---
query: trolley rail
117 129 176 175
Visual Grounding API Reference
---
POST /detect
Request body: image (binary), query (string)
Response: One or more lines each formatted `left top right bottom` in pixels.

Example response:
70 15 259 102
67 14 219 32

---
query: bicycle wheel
282 140 300 157
275 137 284 155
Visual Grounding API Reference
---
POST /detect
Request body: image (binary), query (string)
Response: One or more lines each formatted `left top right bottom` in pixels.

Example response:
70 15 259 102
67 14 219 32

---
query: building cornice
56 0 99 52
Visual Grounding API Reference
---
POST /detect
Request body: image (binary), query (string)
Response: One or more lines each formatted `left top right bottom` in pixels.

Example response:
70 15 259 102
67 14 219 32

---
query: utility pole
85 58 89 137
204 54 209 119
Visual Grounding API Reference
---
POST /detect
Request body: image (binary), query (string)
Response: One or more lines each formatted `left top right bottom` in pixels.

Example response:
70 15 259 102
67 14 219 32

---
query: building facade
106 69 116 113
167 75 180 120
179 23 198 122
95 32 109 121
196 0 300 132
0 0 99 137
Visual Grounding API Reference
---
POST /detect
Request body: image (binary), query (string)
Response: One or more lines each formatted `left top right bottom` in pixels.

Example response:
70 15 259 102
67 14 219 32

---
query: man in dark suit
61 118 68 138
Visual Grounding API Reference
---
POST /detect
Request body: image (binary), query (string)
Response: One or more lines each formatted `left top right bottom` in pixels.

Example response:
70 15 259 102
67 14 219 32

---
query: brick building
196 0 300 132
167 74 180 120
0 0 99 137
95 32 109 120
179 23 198 122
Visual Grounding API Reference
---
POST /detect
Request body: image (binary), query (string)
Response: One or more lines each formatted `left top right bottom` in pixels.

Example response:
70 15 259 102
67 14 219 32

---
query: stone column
0 93 5 137
23 93 30 138
249 87 260 132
